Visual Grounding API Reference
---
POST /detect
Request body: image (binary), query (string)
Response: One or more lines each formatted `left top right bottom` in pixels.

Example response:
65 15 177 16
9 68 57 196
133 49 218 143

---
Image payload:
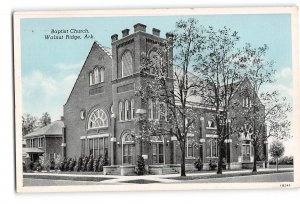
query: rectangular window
207 139 218 158
186 137 194 157
81 139 85 156
84 137 109 158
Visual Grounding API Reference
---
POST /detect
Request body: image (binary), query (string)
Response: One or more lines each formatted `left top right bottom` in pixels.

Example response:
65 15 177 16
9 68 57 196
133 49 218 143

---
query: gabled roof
95 41 112 58
64 41 112 105
24 120 64 138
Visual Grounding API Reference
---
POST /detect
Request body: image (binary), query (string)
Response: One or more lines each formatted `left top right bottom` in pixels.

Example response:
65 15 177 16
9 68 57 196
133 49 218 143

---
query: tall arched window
88 108 108 129
124 100 129 120
94 67 99 84
100 67 105 82
121 51 133 77
119 102 123 121
89 72 94 86
122 133 134 164
148 99 153 120
130 98 135 119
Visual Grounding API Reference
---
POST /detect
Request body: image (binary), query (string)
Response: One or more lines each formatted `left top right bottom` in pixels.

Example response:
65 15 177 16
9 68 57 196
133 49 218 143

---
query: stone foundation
120 165 135 176
103 165 120 175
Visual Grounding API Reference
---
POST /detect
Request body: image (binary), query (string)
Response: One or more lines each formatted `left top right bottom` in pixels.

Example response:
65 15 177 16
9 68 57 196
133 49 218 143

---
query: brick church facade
63 23 268 174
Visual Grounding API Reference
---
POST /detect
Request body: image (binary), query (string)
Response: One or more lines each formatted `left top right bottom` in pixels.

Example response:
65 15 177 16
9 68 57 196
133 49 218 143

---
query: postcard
13 7 299 192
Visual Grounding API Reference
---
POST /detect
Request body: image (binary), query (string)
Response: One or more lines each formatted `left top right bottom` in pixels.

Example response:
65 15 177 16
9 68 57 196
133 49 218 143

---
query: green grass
23 174 113 182
122 179 160 184
167 169 294 181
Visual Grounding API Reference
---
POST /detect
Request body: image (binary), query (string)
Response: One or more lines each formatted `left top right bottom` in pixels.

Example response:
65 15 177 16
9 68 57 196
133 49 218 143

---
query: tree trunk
180 142 186 177
252 144 257 173
217 141 223 174
276 158 278 172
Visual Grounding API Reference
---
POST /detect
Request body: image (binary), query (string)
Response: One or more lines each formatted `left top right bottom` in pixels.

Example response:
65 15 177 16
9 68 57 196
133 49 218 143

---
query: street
23 172 293 186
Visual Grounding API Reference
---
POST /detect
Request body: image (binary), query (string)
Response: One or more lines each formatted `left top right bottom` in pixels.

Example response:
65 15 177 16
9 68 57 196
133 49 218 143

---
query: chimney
134 23 146 32
166 32 174 40
152 28 160 37
60 116 64 121
111 34 118 42
122 28 130 37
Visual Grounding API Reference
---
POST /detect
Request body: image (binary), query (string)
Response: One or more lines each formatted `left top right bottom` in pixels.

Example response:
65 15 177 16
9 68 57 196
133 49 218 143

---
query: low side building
23 120 64 163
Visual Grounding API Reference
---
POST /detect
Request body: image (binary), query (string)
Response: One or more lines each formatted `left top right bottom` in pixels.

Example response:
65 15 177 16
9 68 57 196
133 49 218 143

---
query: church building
63 23 268 175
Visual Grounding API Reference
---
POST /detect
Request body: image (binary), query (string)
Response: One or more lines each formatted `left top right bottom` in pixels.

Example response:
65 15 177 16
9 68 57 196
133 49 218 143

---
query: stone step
162 167 178 175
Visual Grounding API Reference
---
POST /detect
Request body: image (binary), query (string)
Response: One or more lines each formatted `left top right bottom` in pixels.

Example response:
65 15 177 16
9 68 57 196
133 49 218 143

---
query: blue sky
21 14 292 121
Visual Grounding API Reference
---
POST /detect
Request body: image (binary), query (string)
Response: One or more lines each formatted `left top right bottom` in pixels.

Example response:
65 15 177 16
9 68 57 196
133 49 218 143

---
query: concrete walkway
23 168 293 184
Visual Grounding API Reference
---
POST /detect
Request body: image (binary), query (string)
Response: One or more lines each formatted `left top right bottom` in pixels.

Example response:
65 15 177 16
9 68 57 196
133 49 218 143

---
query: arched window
100 68 105 82
88 108 108 129
154 99 160 120
122 133 134 164
131 99 135 119
121 51 133 77
89 72 94 86
207 120 216 128
148 99 153 120
119 102 124 121
94 67 99 84
124 100 130 120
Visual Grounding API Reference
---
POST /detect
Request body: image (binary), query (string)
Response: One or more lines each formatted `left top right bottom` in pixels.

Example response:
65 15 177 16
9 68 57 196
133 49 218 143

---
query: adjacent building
23 120 64 163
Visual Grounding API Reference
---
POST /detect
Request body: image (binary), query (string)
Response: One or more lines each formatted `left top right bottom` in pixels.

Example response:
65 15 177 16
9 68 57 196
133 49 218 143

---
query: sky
20 13 294 155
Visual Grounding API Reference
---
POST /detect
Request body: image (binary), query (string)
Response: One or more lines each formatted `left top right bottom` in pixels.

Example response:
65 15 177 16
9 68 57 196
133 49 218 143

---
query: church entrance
151 136 164 164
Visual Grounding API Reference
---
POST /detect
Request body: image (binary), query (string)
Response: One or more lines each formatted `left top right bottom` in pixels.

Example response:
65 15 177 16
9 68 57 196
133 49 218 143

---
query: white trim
225 139 232 143
206 134 218 138
80 133 109 140
200 138 205 143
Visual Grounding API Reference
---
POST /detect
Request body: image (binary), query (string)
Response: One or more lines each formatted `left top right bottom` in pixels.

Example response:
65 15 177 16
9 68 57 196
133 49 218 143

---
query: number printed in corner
280 183 291 188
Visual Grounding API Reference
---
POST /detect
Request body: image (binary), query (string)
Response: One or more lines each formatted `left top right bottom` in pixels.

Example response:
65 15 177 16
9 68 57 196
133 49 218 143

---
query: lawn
167 169 294 181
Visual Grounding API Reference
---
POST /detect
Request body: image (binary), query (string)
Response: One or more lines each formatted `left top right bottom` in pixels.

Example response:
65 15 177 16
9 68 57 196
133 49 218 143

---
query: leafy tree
39 112 51 128
138 18 206 176
194 26 247 174
269 140 285 171
22 113 37 136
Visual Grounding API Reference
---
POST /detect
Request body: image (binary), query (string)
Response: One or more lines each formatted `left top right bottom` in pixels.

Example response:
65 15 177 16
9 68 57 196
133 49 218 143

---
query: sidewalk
23 168 293 184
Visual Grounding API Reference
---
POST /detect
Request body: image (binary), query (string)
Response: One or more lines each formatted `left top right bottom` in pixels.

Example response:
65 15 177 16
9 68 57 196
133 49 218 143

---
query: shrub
93 156 101 172
23 162 27 172
54 154 62 171
209 160 217 171
194 157 203 171
74 156 83 172
33 162 42 171
81 156 89 172
87 155 94 172
49 158 55 170
135 155 145 175
98 152 109 172
68 158 76 171
221 158 227 170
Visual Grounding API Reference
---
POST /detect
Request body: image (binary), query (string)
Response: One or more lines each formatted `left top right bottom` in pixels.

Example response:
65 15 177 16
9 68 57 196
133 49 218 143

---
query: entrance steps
162 166 178 175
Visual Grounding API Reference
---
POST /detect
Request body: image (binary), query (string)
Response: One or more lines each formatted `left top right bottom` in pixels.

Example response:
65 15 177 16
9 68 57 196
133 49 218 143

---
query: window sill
118 120 134 123
206 127 217 130
89 81 105 87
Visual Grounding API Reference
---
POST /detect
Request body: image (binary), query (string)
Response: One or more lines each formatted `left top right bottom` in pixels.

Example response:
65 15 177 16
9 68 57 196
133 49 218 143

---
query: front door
242 144 251 162
152 143 164 164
